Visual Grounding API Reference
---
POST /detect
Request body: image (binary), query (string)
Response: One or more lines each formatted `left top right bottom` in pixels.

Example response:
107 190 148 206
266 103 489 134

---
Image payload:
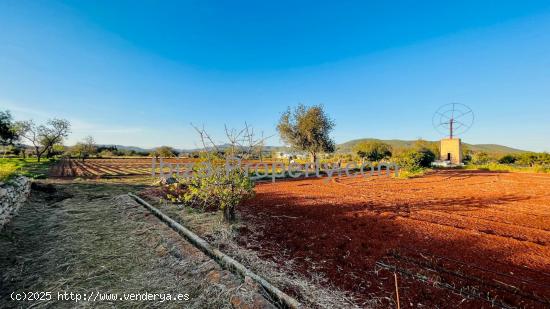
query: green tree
277 104 335 162
498 154 517 164
412 139 437 166
354 141 392 161
393 150 434 171
151 146 177 158
515 152 546 167
0 110 18 157
471 152 491 165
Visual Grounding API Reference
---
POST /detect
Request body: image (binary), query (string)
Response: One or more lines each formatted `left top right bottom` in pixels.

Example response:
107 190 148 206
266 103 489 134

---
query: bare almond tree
15 118 71 162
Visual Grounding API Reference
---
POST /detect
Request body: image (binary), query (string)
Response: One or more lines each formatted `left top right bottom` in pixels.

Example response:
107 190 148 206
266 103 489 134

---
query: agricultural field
238 170 550 308
26 158 550 307
49 158 194 177
49 158 285 178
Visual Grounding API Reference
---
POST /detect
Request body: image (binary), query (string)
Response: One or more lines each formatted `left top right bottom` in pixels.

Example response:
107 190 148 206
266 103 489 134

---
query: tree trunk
223 206 236 222
311 152 317 164
35 146 41 162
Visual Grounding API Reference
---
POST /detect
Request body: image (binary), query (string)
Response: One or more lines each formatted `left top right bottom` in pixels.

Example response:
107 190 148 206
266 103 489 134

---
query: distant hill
100 144 153 153
101 139 526 155
336 138 526 154
99 144 290 154
463 144 527 154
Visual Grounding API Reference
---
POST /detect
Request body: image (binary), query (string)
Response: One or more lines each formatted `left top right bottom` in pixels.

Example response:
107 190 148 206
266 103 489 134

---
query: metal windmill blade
432 103 474 139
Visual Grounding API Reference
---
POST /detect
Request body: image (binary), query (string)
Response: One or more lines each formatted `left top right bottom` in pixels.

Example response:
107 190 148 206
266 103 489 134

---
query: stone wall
0 176 31 228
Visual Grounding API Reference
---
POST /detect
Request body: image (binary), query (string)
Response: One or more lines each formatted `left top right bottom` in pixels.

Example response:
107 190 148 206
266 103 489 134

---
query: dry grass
0 181 262 308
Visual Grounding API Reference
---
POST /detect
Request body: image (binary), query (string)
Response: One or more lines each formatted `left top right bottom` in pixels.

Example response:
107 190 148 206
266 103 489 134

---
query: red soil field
239 170 550 308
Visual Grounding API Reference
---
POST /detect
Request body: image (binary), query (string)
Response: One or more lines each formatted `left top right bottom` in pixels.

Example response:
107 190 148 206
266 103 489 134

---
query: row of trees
472 151 550 166
352 139 438 170
0 110 183 161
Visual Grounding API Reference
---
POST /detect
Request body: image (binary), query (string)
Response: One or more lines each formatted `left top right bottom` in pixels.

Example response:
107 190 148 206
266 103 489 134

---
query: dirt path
0 180 273 308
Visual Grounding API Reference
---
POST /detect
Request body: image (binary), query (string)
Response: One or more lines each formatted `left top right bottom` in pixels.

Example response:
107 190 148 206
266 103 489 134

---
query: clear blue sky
1 1 549 151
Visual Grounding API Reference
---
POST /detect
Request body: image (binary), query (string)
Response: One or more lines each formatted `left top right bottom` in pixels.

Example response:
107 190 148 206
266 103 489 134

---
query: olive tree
277 104 335 162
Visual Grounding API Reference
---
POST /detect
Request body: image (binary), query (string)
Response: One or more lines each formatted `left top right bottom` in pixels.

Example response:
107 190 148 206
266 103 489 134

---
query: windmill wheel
432 103 474 138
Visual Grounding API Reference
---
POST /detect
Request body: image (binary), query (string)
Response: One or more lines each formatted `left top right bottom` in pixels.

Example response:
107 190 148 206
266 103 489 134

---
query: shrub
416 148 436 167
150 146 178 158
98 150 115 157
163 164 255 221
498 154 516 164
392 149 435 171
354 141 392 162
516 152 550 166
471 152 491 165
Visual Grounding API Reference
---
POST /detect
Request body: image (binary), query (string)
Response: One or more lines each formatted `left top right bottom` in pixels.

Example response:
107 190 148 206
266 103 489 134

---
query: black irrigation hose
127 193 301 309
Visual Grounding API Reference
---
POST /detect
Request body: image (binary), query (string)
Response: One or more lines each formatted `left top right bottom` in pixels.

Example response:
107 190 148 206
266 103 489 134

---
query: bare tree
82 135 97 160
187 123 270 222
221 122 272 160
191 122 271 162
16 118 71 162
70 136 97 162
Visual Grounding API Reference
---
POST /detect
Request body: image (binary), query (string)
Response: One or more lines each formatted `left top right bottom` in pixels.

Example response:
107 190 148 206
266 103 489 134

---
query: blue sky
1 1 549 151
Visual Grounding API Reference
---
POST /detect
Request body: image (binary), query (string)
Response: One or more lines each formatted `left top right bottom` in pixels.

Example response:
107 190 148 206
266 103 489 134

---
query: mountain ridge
100 139 528 154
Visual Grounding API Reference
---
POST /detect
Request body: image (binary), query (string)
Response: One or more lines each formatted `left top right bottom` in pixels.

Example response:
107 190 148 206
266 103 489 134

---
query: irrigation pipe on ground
127 193 301 309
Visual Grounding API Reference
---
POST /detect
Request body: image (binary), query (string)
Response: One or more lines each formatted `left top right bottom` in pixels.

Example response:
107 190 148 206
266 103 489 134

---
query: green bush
163 165 255 221
354 141 392 161
498 154 516 164
516 152 550 166
392 149 435 171
471 152 491 165
0 162 18 181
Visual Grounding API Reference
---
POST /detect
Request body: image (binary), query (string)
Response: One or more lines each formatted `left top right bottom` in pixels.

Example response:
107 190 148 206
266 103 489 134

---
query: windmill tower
433 103 474 165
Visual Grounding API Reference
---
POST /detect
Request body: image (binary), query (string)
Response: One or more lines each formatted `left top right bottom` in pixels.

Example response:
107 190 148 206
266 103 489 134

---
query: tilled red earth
239 170 550 308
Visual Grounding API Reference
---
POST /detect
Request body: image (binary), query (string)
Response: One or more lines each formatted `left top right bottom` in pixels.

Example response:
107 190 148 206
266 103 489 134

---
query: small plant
471 151 491 165
162 164 255 222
